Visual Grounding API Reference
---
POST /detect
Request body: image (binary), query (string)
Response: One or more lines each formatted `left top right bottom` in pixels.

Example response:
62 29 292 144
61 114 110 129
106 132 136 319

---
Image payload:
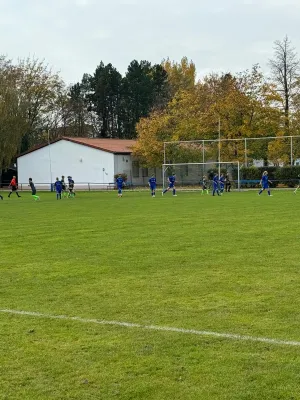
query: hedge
235 166 300 187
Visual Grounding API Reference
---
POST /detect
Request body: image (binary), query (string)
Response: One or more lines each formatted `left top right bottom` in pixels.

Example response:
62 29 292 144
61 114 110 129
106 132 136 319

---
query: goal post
162 161 240 192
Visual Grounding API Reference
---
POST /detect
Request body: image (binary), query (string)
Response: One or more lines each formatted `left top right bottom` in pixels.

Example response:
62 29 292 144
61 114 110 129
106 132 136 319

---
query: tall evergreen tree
68 81 89 137
88 62 123 138
122 60 169 138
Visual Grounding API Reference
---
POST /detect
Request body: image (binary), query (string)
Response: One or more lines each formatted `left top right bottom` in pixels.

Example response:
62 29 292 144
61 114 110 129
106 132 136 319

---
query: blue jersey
261 175 269 187
168 176 176 187
220 176 225 187
149 177 156 187
54 181 62 193
213 176 219 187
116 177 123 188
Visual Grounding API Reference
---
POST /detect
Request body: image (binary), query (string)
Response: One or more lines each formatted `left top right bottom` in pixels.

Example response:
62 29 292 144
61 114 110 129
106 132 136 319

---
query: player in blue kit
212 173 220 196
219 174 225 194
116 174 124 197
258 171 272 196
148 174 157 197
162 173 177 196
54 177 62 200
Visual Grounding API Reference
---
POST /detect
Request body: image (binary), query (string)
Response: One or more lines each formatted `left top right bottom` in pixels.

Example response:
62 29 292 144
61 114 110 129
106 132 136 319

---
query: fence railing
1 179 299 191
0 182 121 191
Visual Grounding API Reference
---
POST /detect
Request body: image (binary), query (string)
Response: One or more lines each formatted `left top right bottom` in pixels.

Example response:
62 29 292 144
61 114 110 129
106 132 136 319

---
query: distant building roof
18 137 136 157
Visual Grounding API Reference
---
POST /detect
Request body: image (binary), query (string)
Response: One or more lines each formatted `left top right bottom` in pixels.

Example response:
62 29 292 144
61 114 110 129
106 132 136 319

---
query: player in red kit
8 176 21 198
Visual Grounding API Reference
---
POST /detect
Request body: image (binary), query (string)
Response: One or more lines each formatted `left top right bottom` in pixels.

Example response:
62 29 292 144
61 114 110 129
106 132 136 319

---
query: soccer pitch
0 190 300 399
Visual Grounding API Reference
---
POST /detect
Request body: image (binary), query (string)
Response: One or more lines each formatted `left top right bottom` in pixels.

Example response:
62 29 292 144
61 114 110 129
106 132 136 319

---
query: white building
17 137 156 189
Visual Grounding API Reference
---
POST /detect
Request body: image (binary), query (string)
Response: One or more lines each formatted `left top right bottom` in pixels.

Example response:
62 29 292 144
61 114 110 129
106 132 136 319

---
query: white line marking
0 308 299 347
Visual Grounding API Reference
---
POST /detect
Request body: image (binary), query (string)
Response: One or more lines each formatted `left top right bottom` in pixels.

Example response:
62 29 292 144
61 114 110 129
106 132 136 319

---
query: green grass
0 189 300 399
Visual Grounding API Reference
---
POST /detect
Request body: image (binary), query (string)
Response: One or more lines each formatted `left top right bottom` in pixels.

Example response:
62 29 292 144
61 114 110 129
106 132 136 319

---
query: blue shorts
169 183 174 189
118 187 122 193
263 185 269 190
150 185 156 190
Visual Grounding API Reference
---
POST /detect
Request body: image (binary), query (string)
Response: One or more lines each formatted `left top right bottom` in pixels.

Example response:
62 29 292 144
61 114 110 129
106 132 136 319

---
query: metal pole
237 161 240 192
48 130 53 188
218 117 221 177
163 134 300 145
163 142 166 165
202 140 205 178
244 138 247 167
291 136 293 166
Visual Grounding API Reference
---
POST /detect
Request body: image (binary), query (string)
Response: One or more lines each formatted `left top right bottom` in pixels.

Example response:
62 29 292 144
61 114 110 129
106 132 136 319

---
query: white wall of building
114 154 132 180
18 140 115 185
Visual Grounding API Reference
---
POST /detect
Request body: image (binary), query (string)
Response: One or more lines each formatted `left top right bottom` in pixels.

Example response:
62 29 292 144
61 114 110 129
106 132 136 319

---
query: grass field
1 189 300 400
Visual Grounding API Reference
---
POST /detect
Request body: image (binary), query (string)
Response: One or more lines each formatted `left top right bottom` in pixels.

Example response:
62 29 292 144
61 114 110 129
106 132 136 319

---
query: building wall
114 154 132 181
113 156 163 186
17 140 115 185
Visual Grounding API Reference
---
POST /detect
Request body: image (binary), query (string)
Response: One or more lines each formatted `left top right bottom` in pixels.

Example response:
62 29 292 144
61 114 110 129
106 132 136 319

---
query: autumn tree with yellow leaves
133 64 282 166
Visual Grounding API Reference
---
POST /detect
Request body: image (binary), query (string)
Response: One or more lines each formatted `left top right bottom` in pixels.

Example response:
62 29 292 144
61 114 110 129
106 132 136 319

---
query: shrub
274 166 300 187
114 173 128 182
238 166 300 187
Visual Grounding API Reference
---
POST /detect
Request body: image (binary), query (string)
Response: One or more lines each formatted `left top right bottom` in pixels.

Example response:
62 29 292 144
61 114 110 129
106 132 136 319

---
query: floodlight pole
291 136 293 166
218 117 221 177
48 130 53 186
238 162 240 191
244 138 247 167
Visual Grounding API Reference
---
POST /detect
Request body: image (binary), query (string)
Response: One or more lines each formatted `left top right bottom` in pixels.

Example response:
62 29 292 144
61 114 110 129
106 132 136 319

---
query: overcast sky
1 0 300 84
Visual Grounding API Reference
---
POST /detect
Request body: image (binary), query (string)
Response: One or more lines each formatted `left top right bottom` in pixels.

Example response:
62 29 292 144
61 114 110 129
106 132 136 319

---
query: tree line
1 36 300 171
134 37 300 167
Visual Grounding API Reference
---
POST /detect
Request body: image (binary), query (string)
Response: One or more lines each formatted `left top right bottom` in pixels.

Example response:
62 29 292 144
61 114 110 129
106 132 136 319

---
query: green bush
238 166 300 187
274 166 300 187
207 168 228 180
206 165 300 188
114 173 128 182
240 166 261 180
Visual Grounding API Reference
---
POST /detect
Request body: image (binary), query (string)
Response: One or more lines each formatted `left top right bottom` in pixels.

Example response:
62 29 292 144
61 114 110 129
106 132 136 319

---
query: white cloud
0 0 300 84
75 0 92 6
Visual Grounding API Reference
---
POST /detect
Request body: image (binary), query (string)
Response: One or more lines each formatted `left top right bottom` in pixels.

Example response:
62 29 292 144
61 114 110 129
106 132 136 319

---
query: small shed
17 137 156 188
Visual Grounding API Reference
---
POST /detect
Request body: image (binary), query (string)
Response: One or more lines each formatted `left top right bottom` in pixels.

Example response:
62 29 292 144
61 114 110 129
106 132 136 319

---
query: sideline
1 308 299 347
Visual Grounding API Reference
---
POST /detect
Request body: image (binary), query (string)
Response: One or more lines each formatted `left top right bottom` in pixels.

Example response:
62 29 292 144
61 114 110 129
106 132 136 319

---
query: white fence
14 183 118 191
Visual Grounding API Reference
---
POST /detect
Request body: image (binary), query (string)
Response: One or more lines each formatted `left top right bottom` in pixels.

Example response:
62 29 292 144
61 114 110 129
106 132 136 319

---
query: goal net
162 162 240 192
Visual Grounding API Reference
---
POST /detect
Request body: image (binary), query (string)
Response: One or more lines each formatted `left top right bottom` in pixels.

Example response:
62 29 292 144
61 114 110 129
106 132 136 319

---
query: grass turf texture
0 190 300 399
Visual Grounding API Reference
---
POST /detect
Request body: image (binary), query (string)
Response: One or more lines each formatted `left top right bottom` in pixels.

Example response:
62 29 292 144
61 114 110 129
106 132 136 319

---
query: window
142 168 148 177
132 161 140 178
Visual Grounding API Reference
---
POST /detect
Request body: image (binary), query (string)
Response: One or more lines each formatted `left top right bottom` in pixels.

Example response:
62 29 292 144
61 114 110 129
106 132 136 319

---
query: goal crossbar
162 161 240 191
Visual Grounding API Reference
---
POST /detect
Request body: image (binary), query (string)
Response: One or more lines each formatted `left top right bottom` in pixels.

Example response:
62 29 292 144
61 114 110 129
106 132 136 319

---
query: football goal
162 161 240 192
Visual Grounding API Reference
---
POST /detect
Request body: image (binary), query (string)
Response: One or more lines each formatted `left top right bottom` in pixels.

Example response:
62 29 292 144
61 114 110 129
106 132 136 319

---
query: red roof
18 137 136 157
